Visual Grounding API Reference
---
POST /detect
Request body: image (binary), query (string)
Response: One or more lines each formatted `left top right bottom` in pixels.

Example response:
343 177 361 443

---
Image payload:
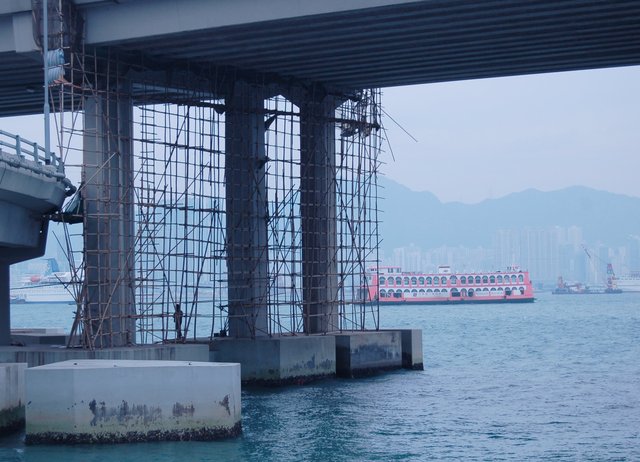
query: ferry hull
376 296 535 306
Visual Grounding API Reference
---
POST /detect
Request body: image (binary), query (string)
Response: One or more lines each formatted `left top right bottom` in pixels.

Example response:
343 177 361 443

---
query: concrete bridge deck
1 0 640 116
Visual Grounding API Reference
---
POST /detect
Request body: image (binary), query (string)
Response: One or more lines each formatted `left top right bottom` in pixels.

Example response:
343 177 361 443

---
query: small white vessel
615 272 640 292
10 259 77 304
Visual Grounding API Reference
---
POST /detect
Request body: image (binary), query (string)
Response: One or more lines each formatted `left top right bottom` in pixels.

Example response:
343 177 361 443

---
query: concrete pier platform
208 329 423 384
209 335 335 385
0 363 26 433
0 344 209 367
11 328 67 346
335 331 403 378
25 359 241 444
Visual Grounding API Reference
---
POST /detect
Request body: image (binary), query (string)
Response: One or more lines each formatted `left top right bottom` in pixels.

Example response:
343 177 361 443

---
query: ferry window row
379 286 526 297
378 274 524 286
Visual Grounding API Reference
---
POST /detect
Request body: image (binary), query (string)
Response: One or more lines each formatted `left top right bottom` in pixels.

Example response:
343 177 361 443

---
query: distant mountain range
39 178 640 262
378 177 640 252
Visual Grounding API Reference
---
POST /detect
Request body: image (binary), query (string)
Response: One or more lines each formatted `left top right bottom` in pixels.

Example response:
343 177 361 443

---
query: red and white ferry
365 265 535 305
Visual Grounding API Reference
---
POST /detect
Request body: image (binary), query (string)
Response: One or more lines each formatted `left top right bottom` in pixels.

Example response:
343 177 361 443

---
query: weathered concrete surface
334 331 402 378
391 329 424 370
0 363 26 433
25 359 241 444
0 344 209 368
210 335 335 385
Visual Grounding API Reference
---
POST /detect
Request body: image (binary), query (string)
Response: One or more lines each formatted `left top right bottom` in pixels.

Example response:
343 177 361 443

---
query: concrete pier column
82 84 136 347
300 93 339 334
225 81 269 338
0 263 9 346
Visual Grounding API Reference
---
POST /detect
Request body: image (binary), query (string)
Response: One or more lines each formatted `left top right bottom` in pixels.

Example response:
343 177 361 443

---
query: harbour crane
581 245 622 293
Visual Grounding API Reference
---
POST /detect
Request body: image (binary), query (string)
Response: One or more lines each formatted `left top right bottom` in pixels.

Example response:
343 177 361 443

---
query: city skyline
384 224 638 287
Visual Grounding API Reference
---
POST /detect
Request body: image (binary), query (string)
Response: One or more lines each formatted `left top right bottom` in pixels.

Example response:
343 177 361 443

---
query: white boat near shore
615 272 640 292
10 272 76 304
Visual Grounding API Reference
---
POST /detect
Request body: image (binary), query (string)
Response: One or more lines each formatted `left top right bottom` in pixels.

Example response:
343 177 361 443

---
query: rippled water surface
2 292 639 461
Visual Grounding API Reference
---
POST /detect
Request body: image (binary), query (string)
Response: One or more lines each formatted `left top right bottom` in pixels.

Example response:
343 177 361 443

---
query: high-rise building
625 236 640 273
493 226 573 285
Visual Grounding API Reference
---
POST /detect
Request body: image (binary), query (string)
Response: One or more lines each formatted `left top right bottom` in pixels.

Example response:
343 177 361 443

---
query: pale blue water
2 292 639 461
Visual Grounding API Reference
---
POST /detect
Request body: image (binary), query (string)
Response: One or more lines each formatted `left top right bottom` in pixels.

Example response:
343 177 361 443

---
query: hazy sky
2 65 639 205
381 65 640 204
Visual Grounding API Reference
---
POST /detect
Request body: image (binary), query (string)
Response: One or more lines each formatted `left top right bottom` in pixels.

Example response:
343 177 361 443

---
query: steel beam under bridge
2 0 640 117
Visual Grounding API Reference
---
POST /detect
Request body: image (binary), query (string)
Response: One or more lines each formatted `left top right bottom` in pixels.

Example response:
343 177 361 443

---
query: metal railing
0 129 65 174
0 129 75 194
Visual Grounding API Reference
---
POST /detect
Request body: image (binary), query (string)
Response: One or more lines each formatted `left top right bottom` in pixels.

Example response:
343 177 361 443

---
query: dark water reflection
2 292 639 461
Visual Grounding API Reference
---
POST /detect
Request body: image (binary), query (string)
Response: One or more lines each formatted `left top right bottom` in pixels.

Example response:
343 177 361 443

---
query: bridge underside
1 0 640 117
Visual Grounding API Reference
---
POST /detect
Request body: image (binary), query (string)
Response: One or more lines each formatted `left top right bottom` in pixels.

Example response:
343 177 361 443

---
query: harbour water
2 292 639 461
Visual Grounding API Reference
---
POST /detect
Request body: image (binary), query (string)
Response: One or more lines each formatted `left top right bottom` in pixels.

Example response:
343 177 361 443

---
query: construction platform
3 328 422 383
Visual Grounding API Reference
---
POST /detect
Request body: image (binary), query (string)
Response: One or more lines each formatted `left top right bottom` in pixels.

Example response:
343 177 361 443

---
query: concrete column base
396 329 424 370
0 363 26 433
334 331 403 378
25 359 241 444
209 335 335 385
